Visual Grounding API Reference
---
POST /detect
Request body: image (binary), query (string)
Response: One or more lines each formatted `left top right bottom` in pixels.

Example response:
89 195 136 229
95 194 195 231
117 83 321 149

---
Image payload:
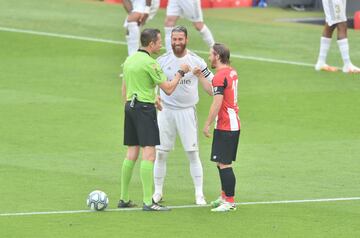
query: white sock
337 38 352 67
316 37 332 66
126 22 140 56
164 27 174 53
199 25 215 48
186 151 204 197
154 150 169 195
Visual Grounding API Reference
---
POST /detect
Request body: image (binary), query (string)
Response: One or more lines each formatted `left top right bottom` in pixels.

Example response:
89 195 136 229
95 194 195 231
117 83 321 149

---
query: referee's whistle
130 94 137 108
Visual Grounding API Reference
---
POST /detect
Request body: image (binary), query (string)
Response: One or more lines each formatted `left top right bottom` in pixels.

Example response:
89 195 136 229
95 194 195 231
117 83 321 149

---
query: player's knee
127 12 141 22
336 22 347 39
193 22 204 31
165 16 177 27
156 150 169 161
218 163 232 169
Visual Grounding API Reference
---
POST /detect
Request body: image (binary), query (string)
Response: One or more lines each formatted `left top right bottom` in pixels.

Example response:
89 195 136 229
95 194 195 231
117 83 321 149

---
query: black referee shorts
123 100 160 147
211 129 240 165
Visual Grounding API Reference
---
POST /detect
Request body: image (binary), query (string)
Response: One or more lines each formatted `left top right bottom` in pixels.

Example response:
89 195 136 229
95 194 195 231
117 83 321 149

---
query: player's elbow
159 82 174 96
163 88 173 96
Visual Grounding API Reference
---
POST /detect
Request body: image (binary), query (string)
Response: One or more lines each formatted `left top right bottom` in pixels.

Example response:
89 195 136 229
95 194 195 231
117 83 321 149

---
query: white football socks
316 37 332 66
153 150 169 196
186 151 204 197
164 27 174 53
337 38 351 67
126 22 140 56
199 25 215 48
154 150 204 198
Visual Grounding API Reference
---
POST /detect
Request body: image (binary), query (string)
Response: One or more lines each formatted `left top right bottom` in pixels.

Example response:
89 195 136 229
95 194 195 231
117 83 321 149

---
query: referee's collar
138 49 150 56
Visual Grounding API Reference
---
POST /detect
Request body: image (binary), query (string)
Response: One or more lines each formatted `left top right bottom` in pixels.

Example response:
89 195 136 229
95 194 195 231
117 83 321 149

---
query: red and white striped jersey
212 67 240 131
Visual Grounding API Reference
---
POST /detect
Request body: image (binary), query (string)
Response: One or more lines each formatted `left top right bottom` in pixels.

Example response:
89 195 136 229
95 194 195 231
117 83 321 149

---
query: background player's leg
126 18 140 56
315 23 337 71
193 22 215 48
164 16 178 53
336 22 360 73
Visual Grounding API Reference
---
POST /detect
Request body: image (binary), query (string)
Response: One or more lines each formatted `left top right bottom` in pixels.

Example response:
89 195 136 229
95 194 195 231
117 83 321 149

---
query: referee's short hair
141 28 161 47
212 43 230 65
171 25 188 38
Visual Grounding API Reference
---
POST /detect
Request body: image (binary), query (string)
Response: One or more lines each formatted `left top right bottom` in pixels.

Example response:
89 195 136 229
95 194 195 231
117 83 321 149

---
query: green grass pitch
0 0 359 237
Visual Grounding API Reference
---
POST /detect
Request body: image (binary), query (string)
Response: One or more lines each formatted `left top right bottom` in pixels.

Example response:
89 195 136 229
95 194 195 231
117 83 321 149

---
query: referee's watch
177 69 185 77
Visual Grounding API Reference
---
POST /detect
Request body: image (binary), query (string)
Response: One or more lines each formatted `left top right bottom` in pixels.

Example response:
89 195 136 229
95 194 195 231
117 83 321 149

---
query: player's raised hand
192 66 202 77
180 64 190 74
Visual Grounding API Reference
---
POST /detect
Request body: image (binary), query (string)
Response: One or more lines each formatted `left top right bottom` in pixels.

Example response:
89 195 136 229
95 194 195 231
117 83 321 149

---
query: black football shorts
211 129 240 165
124 101 160 146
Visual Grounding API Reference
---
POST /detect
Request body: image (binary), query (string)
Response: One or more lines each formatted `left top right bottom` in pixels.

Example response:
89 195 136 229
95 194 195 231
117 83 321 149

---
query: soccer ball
86 190 109 211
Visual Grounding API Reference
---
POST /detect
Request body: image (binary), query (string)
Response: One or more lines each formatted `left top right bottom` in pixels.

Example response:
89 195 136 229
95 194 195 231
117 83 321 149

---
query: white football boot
195 195 207 205
152 193 163 203
342 63 360 73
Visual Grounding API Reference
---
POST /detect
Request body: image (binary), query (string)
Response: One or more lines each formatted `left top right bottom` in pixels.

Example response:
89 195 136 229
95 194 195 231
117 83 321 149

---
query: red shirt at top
212 67 240 131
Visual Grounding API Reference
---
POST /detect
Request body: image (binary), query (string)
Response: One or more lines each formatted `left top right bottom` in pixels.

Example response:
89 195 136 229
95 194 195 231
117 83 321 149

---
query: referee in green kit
118 28 190 211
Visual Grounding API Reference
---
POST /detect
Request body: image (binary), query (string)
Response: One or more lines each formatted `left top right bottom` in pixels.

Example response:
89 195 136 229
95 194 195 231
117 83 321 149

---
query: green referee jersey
123 50 166 103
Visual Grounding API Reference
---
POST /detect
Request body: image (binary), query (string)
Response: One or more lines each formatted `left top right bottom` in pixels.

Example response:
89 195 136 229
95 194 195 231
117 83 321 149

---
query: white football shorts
156 106 199 152
166 0 203 22
322 0 347 26
124 0 160 27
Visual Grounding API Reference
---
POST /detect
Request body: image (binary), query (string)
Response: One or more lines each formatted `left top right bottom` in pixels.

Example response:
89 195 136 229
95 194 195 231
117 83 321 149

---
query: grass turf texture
0 0 359 237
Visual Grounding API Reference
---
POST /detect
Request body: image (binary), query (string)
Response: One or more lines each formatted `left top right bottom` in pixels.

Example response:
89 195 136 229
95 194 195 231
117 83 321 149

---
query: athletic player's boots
315 63 338 72
143 203 170 211
343 63 360 73
118 200 136 208
210 196 225 208
211 202 236 212
195 195 207 205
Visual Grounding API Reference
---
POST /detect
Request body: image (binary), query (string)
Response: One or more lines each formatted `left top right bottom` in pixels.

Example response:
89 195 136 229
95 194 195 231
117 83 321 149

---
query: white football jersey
157 50 213 108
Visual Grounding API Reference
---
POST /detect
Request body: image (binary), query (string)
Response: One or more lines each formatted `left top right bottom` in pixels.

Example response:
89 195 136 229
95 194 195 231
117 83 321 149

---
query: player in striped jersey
202 43 240 212
153 26 213 205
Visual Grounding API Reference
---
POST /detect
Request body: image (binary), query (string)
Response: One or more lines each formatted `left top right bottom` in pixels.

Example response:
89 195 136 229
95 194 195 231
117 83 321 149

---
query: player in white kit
123 0 160 55
153 26 214 205
164 0 215 53
315 0 360 73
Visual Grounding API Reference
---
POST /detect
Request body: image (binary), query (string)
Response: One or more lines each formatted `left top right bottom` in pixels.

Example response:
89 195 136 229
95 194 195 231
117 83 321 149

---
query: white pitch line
0 197 359 217
0 26 124 45
0 26 315 68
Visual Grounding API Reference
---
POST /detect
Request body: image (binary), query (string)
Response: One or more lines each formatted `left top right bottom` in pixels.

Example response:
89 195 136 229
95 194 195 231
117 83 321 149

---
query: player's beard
210 59 216 69
172 43 186 56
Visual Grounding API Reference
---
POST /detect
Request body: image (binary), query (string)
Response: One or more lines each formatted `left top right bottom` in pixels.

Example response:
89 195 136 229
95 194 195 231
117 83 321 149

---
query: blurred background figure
315 0 360 73
164 0 215 52
123 0 160 56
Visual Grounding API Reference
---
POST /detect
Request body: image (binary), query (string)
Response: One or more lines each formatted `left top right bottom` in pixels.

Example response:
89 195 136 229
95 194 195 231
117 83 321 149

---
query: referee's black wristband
177 69 185 77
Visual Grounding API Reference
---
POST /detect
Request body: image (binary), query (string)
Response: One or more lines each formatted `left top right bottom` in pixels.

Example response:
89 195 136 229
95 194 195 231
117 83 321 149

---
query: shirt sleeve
212 72 226 87
212 72 227 95
200 59 214 82
148 61 167 85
